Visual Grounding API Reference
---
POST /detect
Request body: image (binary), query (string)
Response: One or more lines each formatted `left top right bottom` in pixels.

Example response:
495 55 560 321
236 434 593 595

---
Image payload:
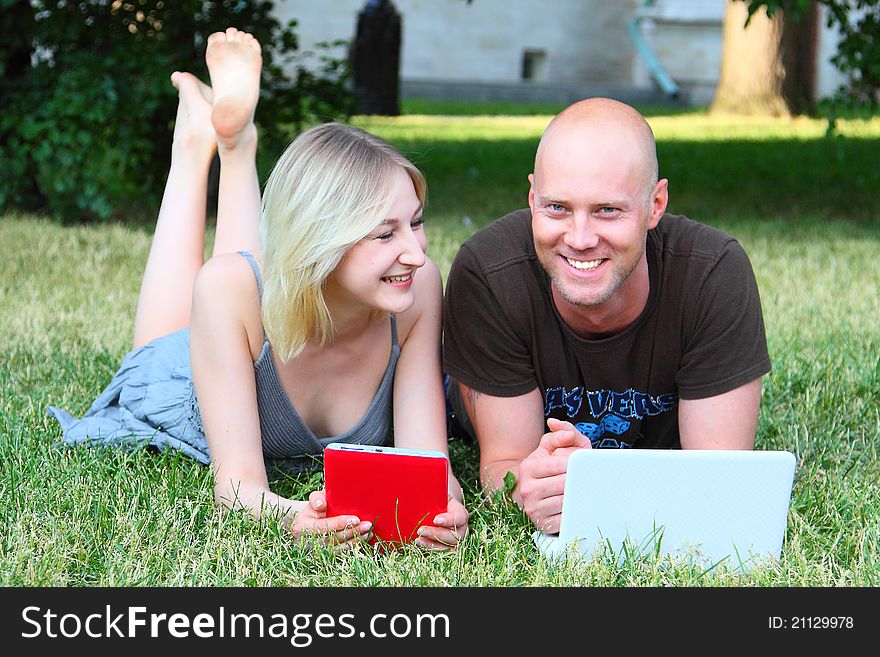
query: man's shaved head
536 98 659 196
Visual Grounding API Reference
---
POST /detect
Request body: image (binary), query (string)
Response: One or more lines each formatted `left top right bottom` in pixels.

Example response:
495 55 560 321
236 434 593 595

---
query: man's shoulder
650 212 738 259
458 208 534 271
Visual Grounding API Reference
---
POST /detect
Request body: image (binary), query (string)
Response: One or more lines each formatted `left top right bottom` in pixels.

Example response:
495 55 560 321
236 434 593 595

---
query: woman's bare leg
133 72 215 349
205 27 263 257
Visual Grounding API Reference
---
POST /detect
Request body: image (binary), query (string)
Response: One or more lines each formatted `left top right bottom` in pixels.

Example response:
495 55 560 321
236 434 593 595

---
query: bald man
443 98 770 533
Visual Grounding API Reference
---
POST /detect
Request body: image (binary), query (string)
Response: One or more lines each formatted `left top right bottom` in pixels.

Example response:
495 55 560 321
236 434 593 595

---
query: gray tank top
238 251 400 465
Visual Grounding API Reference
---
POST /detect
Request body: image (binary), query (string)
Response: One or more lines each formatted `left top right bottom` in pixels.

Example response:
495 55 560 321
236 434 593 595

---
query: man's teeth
565 257 603 271
384 274 411 283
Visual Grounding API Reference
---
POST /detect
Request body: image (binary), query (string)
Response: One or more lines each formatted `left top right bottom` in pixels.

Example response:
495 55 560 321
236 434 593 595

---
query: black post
351 0 401 115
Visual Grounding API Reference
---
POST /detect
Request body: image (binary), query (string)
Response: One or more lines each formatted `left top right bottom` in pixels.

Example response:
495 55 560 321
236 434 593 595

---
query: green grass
401 97 696 118
402 97 569 116
2 107 879 586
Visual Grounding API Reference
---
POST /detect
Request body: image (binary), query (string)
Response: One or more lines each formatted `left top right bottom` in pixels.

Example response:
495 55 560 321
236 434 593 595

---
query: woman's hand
290 490 374 549
415 495 469 550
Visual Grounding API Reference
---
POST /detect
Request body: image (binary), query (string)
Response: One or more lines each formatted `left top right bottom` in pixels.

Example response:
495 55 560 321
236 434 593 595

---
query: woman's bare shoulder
192 252 265 356
196 251 263 287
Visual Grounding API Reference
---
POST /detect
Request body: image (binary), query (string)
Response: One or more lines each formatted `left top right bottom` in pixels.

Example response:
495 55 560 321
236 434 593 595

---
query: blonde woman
48 28 468 550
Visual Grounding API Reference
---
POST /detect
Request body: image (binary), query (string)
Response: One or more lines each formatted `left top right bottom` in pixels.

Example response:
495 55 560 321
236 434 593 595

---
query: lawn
1 106 878 587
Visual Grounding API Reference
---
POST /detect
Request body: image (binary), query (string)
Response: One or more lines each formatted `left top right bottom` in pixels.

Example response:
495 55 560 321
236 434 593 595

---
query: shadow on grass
22 131 879 238
386 134 880 232
400 98 695 118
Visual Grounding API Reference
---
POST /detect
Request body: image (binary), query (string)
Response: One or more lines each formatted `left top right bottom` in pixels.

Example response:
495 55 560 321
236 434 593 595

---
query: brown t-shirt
443 209 771 449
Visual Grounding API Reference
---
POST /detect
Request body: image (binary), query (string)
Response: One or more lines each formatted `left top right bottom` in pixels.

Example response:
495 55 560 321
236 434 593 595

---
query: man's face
529 125 667 321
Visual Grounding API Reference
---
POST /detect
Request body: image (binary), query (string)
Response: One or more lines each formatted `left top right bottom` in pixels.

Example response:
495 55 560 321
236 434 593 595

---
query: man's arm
678 377 762 449
461 384 544 492
459 383 589 533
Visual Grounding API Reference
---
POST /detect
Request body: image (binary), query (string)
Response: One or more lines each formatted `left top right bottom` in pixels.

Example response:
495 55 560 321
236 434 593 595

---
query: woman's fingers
331 520 372 542
292 511 372 544
415 526 464 550
435 497 469 528
413 496 469 550
308 489 327 512
318 515 362 533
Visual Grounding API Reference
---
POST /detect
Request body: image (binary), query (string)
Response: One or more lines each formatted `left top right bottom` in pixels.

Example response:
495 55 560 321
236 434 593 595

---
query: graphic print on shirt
544 386 678 448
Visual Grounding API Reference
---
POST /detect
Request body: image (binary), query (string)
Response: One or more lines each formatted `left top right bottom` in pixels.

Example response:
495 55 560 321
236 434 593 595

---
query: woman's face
325 167 427 316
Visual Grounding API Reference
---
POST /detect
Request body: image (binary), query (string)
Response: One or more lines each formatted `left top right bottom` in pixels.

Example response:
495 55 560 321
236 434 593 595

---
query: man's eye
549 203 565 213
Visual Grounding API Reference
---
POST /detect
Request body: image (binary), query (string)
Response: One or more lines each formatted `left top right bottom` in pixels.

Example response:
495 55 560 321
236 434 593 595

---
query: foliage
0 0 354 221
742 0 880 116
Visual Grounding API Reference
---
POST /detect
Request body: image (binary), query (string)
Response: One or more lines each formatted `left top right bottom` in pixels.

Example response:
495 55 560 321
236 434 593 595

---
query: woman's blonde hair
260 122 426 362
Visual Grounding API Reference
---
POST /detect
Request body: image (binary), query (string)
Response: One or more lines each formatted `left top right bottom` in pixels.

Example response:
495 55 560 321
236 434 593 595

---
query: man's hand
518 418 591 534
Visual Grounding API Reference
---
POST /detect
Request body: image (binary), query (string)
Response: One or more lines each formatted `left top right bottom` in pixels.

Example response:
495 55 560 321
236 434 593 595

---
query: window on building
521 49 547 81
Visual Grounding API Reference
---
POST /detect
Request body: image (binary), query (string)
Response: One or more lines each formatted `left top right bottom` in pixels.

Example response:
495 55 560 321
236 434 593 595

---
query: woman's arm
190 254 371 546
393 258 469 549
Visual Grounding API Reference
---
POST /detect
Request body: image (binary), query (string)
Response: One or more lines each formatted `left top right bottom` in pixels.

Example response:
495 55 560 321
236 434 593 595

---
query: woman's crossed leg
133 27 263 348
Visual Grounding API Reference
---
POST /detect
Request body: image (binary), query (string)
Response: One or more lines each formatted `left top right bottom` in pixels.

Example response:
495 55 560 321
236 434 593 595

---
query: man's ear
528 173 536 211
648 178 669 229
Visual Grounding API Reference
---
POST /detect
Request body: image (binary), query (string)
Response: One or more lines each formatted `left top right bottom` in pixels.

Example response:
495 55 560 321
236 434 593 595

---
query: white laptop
534 449 796 569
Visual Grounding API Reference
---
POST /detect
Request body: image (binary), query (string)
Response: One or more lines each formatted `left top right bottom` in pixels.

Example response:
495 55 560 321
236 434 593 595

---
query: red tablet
324 443 449 545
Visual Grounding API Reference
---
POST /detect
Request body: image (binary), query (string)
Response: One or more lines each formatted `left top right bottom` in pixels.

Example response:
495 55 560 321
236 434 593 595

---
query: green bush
0 0 354 221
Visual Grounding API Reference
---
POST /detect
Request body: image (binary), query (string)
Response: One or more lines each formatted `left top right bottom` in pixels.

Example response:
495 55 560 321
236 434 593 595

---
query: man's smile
563 256 605 271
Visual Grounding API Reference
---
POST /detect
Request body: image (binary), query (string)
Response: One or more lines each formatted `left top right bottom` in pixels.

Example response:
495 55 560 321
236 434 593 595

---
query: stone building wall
272 0 846 106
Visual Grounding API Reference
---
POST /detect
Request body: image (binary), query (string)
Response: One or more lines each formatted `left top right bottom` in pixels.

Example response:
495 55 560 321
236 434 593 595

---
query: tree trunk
711 1 820 116
711 2 789 116
0 0 36 92
780 2 820 114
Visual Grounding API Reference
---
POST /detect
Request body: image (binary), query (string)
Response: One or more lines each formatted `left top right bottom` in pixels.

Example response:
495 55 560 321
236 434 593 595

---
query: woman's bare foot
205 27 262 151
170 71 215 156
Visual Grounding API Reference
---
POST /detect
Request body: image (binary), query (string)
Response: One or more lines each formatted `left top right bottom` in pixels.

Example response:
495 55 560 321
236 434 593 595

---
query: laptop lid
535 449 796 567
